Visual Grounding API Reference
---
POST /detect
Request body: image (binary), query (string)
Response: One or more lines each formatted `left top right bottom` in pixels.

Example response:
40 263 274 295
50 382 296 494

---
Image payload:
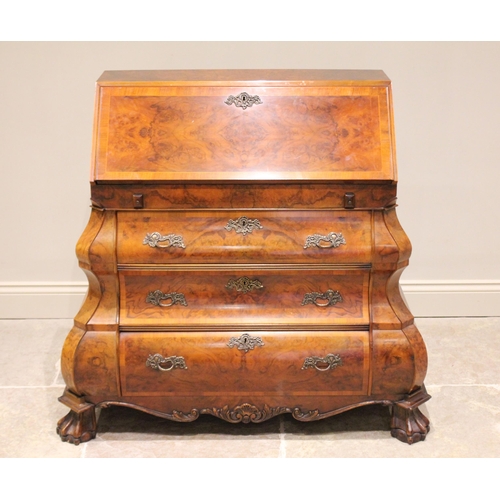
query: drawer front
117 210 372 265
119 269 369 328
95 86 394 182
120 331 370 396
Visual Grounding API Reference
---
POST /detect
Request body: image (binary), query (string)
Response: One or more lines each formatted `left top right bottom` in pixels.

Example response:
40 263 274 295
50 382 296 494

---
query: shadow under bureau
57 70 430 444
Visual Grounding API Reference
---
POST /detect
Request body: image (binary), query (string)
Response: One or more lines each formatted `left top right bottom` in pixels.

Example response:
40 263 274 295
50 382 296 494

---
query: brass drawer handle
225 216 263 236
302 354 343 371
224 92 262 109
226 277 263 294
302 289 342 307
304 232 346 249
146 290 188 307
146 354 187 371
143 232 186 249
227 333 265 353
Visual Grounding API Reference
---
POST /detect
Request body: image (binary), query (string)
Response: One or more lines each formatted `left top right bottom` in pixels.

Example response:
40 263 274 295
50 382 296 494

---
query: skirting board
0 280 499 319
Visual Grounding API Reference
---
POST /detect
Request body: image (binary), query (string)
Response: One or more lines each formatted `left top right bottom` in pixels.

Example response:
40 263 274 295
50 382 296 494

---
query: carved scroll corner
291 407 321 422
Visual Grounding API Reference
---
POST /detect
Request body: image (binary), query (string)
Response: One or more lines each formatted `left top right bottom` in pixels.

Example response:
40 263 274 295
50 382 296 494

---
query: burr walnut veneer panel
95 86 394 181
117 210 372 265
120 331 370 397
119 269 369 328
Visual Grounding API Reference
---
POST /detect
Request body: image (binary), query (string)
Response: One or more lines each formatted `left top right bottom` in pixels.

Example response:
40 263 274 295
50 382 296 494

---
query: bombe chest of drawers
57 70 430 445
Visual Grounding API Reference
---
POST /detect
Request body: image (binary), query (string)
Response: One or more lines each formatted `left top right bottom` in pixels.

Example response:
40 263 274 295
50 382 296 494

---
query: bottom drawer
120 331 370 397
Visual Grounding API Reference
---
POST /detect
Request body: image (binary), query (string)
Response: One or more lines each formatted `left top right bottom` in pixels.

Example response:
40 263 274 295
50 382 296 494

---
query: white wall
1 42 499 318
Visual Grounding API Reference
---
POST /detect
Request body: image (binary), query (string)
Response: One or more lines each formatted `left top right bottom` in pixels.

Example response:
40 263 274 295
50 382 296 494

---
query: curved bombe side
369 205 430 443
58 209 120 444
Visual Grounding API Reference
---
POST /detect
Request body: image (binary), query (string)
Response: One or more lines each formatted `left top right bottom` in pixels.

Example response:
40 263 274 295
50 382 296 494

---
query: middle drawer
117 210 372 265
119 269 370 328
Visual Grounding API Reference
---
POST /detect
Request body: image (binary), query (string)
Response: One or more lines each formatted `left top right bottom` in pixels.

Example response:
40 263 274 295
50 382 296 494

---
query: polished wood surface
58 70 429 445
119 269 369 328
97 69 391 87
91 183 397 210
95 89 393 181
117 210 372 265
120 331 369 396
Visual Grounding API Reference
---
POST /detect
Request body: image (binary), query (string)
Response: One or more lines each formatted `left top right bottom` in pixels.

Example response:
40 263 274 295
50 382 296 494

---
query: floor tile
282 385 500 458
0 319 71 387
0 387 83 458
421 384 500 458
418 317 500 385
85 436 281 458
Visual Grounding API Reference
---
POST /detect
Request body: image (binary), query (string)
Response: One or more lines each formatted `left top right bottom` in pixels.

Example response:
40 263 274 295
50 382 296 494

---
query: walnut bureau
57 70 430 445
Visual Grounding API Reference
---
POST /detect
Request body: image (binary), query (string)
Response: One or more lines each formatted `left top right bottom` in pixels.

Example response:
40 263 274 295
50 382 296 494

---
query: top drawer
116 210 372 265
93 75 395 182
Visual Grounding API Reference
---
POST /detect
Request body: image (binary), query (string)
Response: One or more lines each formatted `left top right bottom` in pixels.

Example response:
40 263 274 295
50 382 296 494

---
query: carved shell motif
201 404 289 423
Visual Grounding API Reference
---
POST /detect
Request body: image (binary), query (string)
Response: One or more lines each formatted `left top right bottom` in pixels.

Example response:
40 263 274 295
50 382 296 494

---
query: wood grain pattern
370 328 416 395
117 210 371 265
60 209 104 394
94 85 394 181
91 183 397 210
119 331 369 396
119 269 369 328
60 209 120 397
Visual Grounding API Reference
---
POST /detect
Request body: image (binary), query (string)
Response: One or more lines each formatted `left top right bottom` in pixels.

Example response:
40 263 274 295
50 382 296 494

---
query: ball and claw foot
390 387 431 444
57 406 97 445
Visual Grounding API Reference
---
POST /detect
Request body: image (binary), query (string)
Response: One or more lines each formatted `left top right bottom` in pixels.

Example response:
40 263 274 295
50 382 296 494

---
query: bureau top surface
93 69 397 182
97 69 390 87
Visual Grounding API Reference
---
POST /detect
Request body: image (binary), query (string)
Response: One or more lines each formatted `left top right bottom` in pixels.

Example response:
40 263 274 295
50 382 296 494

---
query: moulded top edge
97 69 391 87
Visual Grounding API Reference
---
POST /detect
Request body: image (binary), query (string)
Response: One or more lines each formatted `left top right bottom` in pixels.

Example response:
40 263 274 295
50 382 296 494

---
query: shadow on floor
95 403 392 441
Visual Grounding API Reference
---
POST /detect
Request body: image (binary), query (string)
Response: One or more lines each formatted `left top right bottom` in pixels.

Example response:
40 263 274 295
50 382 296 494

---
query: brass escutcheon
224 92 263 109
224 216 263 236
227 333 265 353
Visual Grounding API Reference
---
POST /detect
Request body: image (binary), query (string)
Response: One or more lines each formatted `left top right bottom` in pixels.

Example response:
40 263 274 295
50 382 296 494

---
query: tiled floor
1 318 499 458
